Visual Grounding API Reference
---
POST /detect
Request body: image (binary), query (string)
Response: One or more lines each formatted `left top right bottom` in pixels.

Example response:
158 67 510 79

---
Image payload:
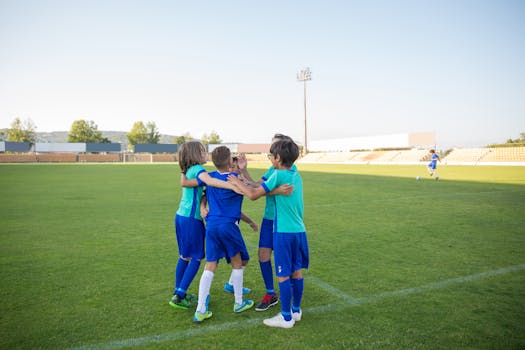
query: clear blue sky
1 0 524 149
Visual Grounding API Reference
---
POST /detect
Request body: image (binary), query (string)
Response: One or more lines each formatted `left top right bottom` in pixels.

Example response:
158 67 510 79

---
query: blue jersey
205 171 243 224
176 164 206 220
429 153 439 169
261 167 305 234
261 164 298 220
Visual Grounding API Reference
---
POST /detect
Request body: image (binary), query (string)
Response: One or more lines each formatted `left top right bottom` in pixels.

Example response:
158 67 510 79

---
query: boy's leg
174 257 189 294
231 254 254 312
176 258 200 299
196 263 216 313
291 272 304 321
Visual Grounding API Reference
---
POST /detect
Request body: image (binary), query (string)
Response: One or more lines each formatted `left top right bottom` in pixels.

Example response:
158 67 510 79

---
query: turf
1 163 524 349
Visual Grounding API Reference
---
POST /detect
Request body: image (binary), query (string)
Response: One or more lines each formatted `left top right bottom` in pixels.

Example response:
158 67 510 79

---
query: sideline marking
69 263 525 350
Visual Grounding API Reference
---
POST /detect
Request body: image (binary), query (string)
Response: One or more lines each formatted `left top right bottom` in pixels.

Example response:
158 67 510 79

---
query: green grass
1 163 524 349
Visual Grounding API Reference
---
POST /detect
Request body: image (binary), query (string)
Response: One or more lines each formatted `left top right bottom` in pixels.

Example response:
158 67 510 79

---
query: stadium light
297 67 312 154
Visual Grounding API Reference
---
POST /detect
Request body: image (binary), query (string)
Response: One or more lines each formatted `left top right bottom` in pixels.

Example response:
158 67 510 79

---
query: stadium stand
443 148 491 164
480 147 525 162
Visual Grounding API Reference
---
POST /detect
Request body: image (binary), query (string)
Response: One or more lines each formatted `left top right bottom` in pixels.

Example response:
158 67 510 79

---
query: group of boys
174 135 308 329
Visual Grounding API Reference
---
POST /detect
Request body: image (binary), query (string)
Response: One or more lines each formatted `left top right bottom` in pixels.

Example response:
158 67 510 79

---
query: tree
174 132 193 145
127 121 148 147
68 120 109 143
6 118 37 145
202 131 222 145
145 121 160 144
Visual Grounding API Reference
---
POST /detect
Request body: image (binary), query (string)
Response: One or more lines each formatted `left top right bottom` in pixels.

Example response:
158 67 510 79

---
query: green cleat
193 310 213 323
186 293 198 304
169 294 191 310
233 299 254 313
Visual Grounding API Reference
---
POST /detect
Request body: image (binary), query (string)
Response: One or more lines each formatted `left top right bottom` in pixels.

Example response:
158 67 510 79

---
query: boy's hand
248 221 258 232
275 184 294 196
237 153 248 170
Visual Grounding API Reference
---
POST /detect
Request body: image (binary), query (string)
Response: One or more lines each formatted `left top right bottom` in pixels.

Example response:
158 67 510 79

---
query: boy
235 134 294 312
193 146 254 322
427 149 441 181
229 140 308 329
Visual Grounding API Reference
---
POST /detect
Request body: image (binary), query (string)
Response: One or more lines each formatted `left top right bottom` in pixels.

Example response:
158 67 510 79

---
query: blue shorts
175 214 205 260
273 232 309 277
205 219 249 263
258 218 274 249
428 161 437 170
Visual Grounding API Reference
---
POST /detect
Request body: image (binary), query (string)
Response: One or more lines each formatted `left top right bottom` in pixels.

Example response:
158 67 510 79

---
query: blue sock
278 279 292 321
174 258 189 294
177 259 201 298
259 260 275 294
291 278 304 313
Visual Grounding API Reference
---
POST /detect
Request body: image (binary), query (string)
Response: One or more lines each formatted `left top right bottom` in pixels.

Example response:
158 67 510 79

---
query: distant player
427 149 441 181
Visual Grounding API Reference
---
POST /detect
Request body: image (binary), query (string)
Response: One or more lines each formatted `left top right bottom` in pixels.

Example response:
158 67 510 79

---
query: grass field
1 163 524 349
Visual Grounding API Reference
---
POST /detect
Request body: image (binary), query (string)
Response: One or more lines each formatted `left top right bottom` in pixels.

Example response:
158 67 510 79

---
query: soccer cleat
233 299 254 313
193 310 213 323
223 282 251 294
169 294 190 310
292 310 302 322
263 313 295 329
435 176 439 181
255 294 279 311
186 293 198 304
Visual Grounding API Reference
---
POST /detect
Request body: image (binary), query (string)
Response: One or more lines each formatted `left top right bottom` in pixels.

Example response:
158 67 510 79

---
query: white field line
68 263 525 350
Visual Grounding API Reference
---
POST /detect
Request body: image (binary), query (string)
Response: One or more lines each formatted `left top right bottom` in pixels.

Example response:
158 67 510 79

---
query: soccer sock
259 260 275 294
197 270 214 313
231 268 244 304
229 266 245 285
291 278 304 313
278 279 292 321
177 259 200 298
174 258 189 294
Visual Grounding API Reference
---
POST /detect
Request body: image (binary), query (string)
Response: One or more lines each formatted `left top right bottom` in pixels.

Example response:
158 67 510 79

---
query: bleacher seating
480 147 525 162
442 148 490 163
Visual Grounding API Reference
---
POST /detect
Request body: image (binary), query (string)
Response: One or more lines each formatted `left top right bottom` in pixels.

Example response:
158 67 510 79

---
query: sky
1 0 524 149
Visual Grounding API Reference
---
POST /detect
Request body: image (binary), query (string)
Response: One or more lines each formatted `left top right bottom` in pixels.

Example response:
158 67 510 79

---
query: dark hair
269 140 299 167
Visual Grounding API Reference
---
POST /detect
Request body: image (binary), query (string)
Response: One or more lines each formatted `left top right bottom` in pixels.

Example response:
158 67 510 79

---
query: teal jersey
261 166 305 233
176 164 205 220
261 164 297 220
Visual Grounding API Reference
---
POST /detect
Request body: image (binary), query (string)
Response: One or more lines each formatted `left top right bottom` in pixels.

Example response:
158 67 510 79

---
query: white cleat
263 313 295 328
292 310 302 322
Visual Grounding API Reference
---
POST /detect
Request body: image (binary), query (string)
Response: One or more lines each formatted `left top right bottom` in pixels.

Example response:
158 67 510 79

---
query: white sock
231 268 244 304
229 266 244 285
197 270 214 313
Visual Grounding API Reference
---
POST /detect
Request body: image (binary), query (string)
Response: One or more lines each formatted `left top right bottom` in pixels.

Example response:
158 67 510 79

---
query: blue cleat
224 282 251 294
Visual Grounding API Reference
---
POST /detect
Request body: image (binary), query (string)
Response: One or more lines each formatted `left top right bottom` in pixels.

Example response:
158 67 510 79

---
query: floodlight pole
297 67 311 155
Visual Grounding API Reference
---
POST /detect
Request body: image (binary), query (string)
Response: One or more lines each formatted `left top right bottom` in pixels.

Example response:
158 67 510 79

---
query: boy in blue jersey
170 141 239 310
229 139 308 329
193 146 255 322
235 134 295 311
427 149 441 181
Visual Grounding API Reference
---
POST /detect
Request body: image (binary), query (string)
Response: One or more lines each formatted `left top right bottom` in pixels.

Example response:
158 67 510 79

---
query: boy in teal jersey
236 134 295 311
229 139 308 329
170 141 239 310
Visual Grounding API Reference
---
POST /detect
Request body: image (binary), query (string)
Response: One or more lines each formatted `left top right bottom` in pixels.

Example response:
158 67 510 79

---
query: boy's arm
268 184 293 196
197 172 242 193
181 174 199 187
241 212 258 232
228 174 267 200
200 191 208 219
